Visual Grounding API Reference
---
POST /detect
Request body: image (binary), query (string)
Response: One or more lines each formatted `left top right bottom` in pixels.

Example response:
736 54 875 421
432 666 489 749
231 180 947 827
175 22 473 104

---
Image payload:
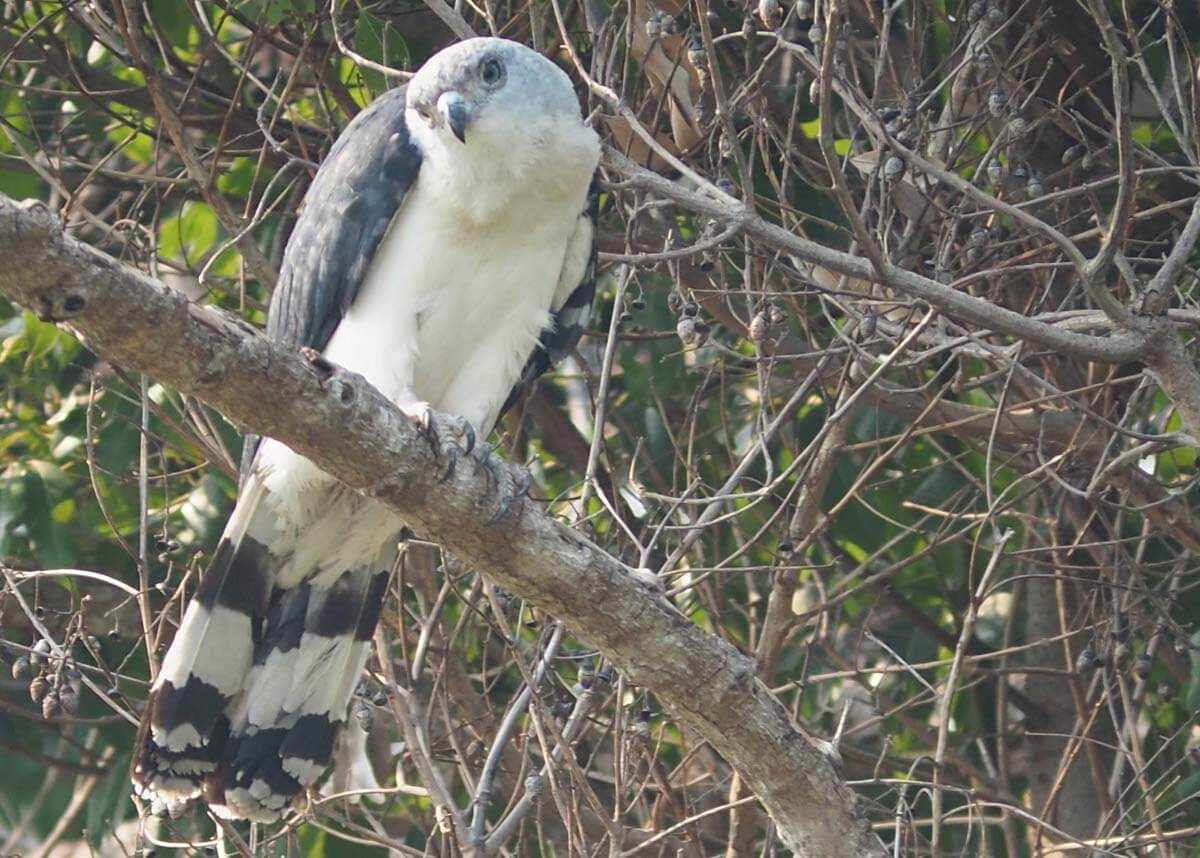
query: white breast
257 110 597 578
322 144 590 432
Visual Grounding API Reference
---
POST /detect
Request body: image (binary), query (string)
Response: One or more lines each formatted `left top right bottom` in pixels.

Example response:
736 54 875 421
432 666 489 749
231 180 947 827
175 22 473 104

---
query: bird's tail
132 475 275 812
212 561 390 820
132 473 395 821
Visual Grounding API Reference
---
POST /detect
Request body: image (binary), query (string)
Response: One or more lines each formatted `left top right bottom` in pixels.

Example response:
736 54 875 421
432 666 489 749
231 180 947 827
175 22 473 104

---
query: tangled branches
0 0 1199 856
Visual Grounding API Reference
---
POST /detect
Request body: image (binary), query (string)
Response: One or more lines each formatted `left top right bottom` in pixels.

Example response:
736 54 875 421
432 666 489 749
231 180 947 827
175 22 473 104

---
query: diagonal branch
603 149 1149 365
0 195 887 858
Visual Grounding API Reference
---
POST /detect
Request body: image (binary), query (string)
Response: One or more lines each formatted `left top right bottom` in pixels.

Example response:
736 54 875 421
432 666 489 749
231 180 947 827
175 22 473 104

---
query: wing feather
243 87 422 474
497 176 599 420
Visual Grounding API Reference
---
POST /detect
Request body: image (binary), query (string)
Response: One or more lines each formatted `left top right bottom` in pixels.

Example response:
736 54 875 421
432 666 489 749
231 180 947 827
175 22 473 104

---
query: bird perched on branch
132 37 601 821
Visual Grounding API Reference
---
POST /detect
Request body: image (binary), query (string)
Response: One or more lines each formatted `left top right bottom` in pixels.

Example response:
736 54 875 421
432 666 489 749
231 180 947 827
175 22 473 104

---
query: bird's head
406 38 585 149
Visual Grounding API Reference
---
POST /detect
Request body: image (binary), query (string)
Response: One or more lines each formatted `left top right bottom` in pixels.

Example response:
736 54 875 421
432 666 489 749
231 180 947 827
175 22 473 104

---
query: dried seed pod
1007 116 1029 138
1075 645 1096 673
29 675 50 704
758 0 782 28
1025 175 1044 198
1113 641 1131 665
686 38 707 69
767 301 787 326
808 24 824 47
968 227 988 247
630 709 652 739
660 13 677 34
58 685 79 717
682 302 699 318
1158 681 1175 701
749 311 769 343
525 773 545 798
644 12 663 39
42 689 60 720
884 155 906 180
743 13 757 41
861 308 877 337
31 639 51 667
1134 651 1153 679
987 88 1006 117
11 656 31 681
809 77 822 103
986 160 1004 184
985 4 1005 25
677 316 699 345
1080 152 1096 171
968 0 987 22
1061 143 1086 165
795 0 813 17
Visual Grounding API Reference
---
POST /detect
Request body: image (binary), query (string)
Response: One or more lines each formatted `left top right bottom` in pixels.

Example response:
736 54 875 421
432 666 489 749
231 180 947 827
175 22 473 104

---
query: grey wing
243 86 422 474
268 86 421 350
497 176 599 422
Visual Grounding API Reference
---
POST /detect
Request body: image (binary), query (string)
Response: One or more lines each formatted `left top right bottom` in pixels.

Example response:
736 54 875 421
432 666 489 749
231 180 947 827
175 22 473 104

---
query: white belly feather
324 173 577 431
254 167 586 585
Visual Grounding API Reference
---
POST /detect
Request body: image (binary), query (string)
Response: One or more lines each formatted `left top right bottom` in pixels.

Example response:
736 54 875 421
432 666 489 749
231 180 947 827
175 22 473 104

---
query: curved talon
439 449 458 482
472 442 497 483
408 405 478 480
487 462 532 525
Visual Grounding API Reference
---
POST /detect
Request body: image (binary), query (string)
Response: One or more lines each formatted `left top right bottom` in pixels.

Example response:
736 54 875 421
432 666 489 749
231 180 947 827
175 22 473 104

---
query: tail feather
215 561 392 820
133 449 399 821
133 478 274 810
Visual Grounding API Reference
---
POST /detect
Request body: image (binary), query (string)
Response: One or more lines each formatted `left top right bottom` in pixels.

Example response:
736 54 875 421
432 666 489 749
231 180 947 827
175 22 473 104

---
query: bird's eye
479 57 505 89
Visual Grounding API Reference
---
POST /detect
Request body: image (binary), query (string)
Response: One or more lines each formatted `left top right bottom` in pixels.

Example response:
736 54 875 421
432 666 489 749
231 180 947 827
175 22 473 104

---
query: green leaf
159 201 222 267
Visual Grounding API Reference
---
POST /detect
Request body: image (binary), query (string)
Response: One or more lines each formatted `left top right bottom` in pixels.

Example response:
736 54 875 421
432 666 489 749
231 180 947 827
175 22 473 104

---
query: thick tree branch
0 196 886 858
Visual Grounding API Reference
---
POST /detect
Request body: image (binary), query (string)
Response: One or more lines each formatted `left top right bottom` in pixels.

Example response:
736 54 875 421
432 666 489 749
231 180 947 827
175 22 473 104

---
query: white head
405 38 599 214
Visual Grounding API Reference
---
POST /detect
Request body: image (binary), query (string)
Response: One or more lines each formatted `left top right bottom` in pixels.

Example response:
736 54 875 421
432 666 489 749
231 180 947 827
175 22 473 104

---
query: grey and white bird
131 37 601 821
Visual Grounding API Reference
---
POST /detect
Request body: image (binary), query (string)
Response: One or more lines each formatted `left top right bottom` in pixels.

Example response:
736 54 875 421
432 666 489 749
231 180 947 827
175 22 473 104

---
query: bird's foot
404 403 476 481
471 443 532 524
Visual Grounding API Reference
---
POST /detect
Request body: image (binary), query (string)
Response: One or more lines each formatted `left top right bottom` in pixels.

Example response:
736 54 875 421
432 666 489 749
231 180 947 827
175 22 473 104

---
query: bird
131 36 601 822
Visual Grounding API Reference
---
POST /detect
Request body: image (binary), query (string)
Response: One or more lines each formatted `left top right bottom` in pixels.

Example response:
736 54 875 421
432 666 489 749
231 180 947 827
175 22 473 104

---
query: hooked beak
437 91 472 144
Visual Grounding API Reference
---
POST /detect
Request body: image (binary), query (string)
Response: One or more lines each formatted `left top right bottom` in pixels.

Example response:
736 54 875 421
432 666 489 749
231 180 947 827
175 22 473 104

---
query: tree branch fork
0 196 886 857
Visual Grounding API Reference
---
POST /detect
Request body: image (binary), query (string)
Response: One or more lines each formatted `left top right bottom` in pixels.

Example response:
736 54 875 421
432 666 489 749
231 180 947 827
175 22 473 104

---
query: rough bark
0 196 887 858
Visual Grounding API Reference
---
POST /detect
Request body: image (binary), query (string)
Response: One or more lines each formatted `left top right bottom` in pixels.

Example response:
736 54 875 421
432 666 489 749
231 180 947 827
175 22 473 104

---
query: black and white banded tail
132 471 394 821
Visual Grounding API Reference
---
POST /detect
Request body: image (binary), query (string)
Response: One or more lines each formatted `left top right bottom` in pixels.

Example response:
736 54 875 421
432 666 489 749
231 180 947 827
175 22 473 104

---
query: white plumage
132 37 600 821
